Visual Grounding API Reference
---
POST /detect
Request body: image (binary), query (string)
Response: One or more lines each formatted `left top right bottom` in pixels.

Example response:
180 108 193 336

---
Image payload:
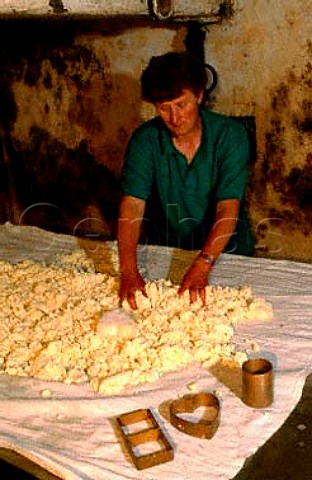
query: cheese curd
0 250 273 394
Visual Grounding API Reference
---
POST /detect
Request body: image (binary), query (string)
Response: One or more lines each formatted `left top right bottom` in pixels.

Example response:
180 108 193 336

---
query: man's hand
118 195 147 309
119 270 147 310
178 198 240 304
178 257 211 304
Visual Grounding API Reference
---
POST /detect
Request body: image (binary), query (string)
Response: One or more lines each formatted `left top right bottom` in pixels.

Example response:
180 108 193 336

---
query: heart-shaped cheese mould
177 405 217 423
169 392 220 438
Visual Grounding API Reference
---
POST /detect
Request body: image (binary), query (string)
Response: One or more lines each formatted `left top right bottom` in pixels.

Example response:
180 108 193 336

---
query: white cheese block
96 309 136 340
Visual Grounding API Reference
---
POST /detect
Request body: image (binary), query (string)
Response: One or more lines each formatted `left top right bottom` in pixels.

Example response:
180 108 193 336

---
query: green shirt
121 108 253 254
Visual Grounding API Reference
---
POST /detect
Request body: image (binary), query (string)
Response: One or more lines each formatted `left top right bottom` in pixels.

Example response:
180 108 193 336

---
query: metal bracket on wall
49 0 67 14
148 0 173 20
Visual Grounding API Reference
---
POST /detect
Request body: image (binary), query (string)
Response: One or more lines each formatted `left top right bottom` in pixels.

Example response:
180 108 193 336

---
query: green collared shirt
121 108 253 254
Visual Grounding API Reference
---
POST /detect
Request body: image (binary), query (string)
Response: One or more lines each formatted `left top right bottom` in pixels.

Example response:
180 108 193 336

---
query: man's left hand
178 257 212 304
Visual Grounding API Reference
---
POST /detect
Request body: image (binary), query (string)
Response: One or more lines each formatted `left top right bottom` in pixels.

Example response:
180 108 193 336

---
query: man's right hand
119 270 147 310
117 195 147 309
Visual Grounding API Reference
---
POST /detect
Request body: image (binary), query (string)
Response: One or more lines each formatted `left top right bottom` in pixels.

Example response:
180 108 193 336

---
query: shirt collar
158 120 176 156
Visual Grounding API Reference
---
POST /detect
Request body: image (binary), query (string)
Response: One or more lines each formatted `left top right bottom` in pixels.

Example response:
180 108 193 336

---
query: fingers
179 272 207 305
119 290 137 310
189 288 197 304
178 275 193 296
129 285 148 309
127 294 138 310
119 281 147 310
179 282 206 305
177 284 186 296
141 286 148 298
199 287 206 305
188 287 206 305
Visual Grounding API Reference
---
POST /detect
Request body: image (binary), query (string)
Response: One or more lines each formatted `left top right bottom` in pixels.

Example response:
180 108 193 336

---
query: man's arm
201 198 240 260
117 195 147 309
178 198 240 304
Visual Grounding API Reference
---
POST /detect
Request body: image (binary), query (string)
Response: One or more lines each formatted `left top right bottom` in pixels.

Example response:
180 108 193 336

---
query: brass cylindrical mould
242 358 274 408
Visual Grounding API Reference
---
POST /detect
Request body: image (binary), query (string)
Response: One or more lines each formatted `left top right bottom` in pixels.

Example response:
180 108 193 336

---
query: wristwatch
198 252 216 267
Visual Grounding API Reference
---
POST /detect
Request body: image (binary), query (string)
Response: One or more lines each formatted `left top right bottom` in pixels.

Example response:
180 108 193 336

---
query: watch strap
198 252 216 266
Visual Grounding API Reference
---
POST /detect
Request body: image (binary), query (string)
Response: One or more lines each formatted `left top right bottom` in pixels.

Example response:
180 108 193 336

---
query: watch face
199 253 215 266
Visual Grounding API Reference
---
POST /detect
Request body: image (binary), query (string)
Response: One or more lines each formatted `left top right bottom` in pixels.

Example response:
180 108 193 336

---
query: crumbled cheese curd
0 250 273 395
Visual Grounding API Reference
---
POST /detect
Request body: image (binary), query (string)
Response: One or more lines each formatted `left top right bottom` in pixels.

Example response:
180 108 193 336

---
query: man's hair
141 51 207 103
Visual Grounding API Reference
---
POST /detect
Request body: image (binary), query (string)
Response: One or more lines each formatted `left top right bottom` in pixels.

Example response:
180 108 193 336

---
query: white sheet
0 223 311 480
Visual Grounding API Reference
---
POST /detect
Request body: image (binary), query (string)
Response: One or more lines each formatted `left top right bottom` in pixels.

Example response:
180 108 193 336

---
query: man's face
155 89 203 138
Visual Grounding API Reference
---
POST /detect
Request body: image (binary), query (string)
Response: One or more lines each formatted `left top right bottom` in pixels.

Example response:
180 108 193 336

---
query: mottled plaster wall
0 19 186 238
0 0 311 261
204 0 311 261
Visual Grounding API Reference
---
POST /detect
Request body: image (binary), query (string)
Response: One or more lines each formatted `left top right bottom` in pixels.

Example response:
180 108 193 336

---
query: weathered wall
0 0 228 19
0 0 311 261
205 0 311 261
0 19 187 238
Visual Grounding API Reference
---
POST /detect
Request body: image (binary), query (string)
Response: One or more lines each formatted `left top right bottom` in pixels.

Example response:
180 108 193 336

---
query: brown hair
141 51 207 103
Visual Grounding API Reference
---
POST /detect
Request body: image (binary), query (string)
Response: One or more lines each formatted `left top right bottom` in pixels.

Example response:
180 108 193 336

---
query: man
118 52 254 309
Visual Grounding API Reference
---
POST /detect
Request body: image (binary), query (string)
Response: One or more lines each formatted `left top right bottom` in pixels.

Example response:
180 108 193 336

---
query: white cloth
0 223 311 480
